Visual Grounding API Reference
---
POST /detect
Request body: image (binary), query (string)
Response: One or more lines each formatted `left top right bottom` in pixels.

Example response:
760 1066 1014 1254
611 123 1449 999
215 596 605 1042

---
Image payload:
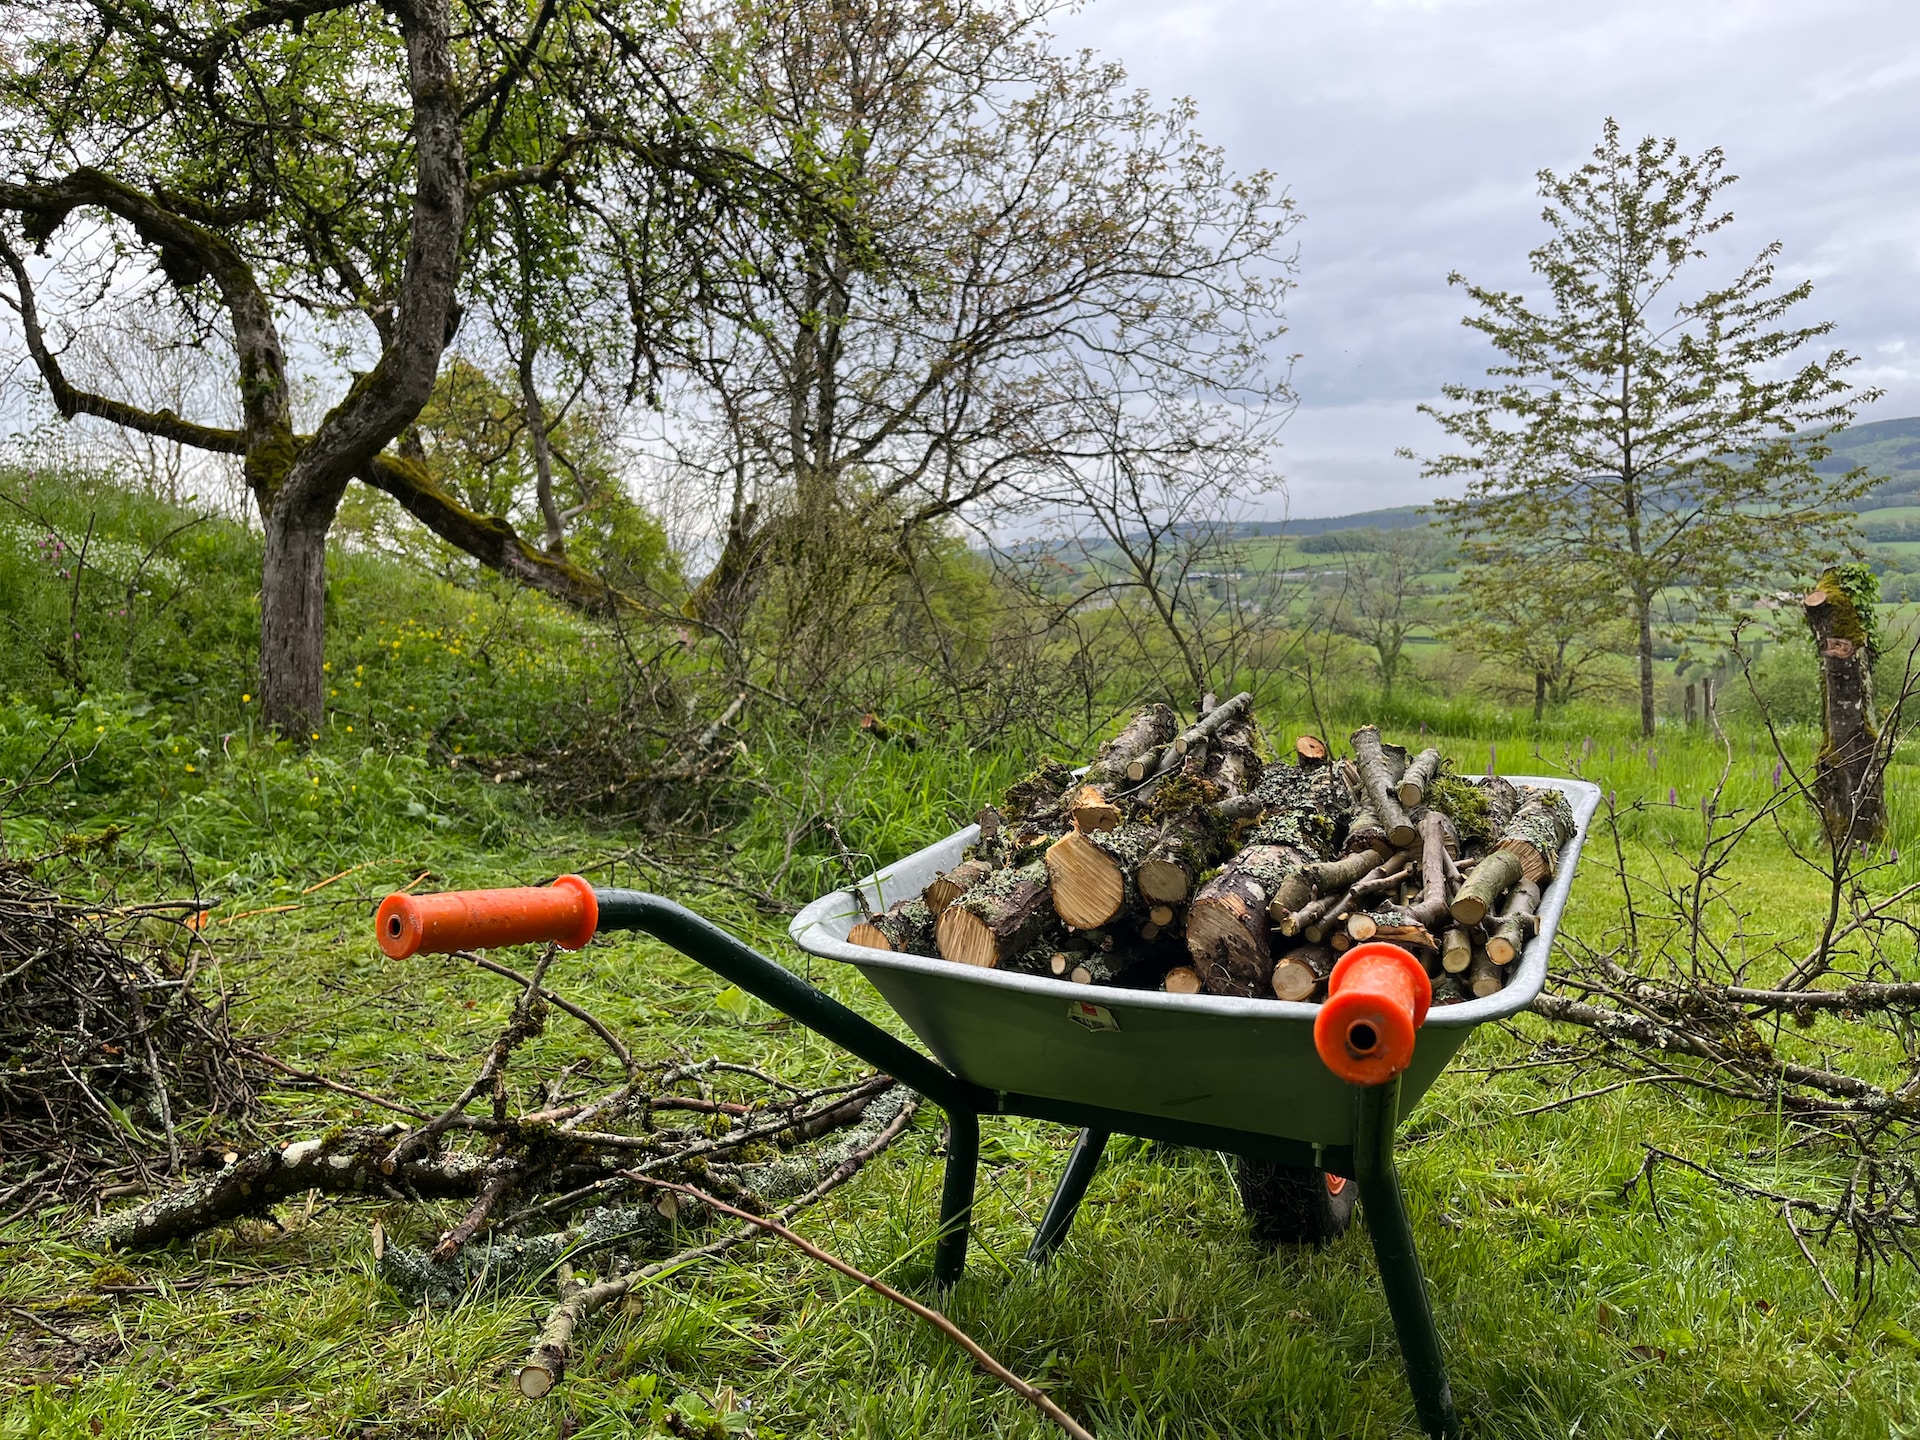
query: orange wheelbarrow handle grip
1314 941 1432 1085
375 875 598 958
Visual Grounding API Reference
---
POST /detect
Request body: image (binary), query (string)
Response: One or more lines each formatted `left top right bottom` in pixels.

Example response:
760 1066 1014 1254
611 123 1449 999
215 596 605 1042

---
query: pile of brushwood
80 943 918 1399
0 855 255 1219
851 696 1575 1005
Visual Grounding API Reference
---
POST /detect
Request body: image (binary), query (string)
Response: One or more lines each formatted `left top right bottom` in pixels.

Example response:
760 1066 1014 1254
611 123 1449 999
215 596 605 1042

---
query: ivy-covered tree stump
1804 565 1884 846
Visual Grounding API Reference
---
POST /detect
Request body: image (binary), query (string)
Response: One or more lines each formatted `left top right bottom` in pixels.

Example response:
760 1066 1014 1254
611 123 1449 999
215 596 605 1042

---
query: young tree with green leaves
1317 528 1444 701
1448 556 1631 719
1416 120 1876 737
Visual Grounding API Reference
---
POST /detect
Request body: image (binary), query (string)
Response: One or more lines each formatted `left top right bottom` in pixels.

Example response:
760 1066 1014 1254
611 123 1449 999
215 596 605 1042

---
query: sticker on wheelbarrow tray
1067 1000 1119 1032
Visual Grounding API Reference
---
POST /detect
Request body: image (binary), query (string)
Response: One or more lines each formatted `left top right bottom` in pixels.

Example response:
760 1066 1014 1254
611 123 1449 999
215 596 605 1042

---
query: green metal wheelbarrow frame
562 775 1601 1440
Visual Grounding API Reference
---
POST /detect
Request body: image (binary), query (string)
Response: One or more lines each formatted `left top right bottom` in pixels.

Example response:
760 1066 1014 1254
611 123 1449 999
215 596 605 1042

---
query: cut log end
1270 944 1333 1002
1163 966 1204 994
1441 928 1473 974
515 1363 558 1399
1045 831 1127 930
934 907 999 968
1136 858 1190 905
1294 734 1329 767
1068 786 1123 834
847 922 892 952
1148 904 1176 926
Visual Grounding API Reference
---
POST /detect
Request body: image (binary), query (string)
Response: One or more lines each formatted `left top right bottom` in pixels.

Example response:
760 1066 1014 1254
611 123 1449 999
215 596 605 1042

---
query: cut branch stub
1397 748 1444 809
1294 734 1329 768
1044 831 1128 930
1067 786 1122 834
1351 725 1418 849
1270 943 1333 1002
1450 850 1523 927
1485 880 1541 966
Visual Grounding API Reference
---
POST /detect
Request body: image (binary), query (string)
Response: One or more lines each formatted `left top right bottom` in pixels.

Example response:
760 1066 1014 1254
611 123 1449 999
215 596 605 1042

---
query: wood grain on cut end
1163 966 1204 994
847 923 892 952
934 906 998 968
1136 858 1190 905
1045 830 1126 929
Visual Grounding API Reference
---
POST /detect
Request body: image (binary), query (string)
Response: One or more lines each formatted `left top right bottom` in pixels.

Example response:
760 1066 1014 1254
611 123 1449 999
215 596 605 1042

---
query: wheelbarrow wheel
1235 1158 1357 1246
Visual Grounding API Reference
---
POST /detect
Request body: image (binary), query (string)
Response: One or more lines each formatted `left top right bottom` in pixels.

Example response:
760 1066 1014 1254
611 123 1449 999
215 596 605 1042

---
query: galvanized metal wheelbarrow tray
380 776 1599 1439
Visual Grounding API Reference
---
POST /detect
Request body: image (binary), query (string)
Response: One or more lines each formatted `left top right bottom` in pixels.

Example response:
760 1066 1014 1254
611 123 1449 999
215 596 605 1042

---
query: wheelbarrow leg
1027 1127 1108 1264
933 1108 980 1288
1356 1078 1463 1440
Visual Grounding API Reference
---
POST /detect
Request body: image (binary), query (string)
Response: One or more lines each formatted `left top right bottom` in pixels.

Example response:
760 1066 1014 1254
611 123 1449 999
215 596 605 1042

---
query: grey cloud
1057 0 1920 516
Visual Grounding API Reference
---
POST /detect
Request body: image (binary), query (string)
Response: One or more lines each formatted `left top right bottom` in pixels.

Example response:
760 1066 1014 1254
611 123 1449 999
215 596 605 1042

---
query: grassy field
5 479 1920 1438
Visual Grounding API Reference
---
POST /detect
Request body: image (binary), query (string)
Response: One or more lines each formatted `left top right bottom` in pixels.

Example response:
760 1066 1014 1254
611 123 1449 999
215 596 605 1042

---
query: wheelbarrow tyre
1234 1159 1357 1246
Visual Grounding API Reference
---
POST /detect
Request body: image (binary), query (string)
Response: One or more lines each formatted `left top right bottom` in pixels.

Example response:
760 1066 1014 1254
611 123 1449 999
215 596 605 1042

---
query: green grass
5 471 1920 1438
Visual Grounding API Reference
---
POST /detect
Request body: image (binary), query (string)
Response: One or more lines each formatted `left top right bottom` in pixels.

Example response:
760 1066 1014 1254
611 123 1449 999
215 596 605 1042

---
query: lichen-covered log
1494 787 1576 883
1429 773 1518 847
1345 805 1390 857
1485 879 1541 965
1351 725 1418 848
1081 703 1178 790
1174 691 1253 756
1804 568 1886 845
1186 844 1312 996
1242 761 1347 859
84 1125 487 1249
923 859 993 916
1270 943 1334 1002
1345 908 1436 952
849 898 936 955
1397 748 1444 809
935 862 1055 968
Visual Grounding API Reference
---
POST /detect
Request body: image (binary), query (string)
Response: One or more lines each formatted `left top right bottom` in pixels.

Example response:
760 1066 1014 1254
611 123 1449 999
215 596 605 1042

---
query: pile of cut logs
849 696 1574 1006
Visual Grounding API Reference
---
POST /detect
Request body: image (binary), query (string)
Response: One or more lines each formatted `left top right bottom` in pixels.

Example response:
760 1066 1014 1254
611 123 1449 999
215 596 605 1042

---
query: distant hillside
1817 416 1920 513
1233 507 1428 537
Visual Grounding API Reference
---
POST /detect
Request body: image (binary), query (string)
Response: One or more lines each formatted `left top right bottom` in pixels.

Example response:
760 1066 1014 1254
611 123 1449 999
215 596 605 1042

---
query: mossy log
1270 943 1334 1002
923 859 992 916
1397 748 1445 809
1185 843 1312 996
1485 879 1541 966
935 862 1055 968
1351 725 1418 849
848 897 935 955
1244 763 1348 859
1804 572 1886 845
1003 760 1077 826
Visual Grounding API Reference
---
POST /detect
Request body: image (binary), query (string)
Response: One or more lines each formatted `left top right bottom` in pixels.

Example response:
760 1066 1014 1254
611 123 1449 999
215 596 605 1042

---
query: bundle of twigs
0 860 254 1216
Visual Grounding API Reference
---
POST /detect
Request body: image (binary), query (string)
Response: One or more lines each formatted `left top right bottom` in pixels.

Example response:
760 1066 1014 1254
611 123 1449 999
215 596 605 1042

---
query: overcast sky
1054 0 1920 518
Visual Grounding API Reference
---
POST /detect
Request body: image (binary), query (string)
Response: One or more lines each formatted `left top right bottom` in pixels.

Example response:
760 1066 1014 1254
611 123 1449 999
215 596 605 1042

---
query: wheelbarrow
376 775 1601 1439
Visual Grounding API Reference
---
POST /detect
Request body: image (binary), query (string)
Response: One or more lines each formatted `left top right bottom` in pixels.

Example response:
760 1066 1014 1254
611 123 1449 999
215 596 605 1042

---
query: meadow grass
5 479 1920 1438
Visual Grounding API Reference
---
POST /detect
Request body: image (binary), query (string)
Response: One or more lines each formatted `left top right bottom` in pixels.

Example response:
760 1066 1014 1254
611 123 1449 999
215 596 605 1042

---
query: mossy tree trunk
1804 569 1885 846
